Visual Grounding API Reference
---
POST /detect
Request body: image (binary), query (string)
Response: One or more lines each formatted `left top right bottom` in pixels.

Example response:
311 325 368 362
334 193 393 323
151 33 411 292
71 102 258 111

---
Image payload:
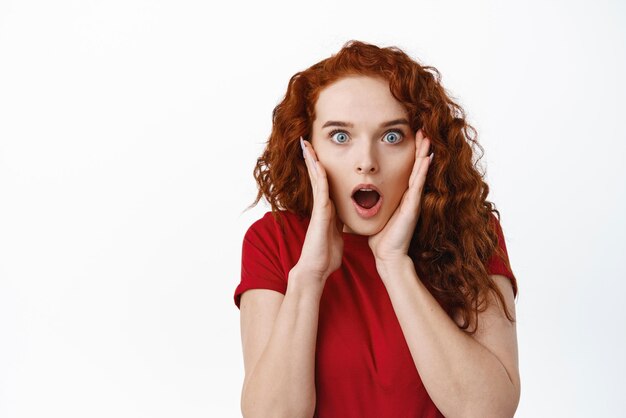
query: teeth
360 188 373 191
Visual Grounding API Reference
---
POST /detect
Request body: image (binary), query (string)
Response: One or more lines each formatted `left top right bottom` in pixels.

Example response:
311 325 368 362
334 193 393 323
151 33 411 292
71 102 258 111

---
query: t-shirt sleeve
233 215 288 310
486 214 518 298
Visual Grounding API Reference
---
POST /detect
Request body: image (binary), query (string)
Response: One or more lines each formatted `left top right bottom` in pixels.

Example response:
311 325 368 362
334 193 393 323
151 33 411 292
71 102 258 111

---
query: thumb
333 206 344 233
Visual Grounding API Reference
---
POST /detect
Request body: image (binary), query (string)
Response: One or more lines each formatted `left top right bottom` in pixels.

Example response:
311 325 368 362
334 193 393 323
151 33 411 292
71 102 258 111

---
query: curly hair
247 40 516 334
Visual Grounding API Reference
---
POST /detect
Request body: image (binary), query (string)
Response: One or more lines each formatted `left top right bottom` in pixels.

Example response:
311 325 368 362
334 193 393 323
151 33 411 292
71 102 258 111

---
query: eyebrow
321 118 410 129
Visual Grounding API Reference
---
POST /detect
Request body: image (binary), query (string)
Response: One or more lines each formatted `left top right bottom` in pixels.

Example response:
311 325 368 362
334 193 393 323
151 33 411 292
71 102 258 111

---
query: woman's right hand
294 136 344 285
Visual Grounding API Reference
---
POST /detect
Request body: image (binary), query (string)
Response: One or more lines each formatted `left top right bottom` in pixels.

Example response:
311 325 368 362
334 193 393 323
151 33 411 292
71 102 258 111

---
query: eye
329 130 349 144
383 130 404 144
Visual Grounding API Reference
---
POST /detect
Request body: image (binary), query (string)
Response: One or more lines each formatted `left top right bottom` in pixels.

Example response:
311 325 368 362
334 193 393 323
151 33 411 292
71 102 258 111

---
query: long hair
247 40 516 334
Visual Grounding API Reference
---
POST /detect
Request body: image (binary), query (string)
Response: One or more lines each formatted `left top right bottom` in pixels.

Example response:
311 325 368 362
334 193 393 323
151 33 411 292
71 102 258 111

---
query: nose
354 142 378 174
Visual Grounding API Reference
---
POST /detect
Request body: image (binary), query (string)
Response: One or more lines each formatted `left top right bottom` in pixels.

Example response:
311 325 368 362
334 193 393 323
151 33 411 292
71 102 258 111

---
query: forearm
241 268 324 418
378 257 517 418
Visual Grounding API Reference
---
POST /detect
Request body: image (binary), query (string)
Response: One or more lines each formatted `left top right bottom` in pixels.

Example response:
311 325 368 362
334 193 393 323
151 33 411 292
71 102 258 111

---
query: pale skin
241 76 520 417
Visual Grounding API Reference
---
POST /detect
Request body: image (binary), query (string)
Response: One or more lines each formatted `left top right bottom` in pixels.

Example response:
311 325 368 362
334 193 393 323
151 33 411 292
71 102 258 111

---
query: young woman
233 40 520 418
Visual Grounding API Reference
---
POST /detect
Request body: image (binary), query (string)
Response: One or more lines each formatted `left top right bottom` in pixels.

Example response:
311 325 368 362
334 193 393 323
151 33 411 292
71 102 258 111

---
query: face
311 75 416 235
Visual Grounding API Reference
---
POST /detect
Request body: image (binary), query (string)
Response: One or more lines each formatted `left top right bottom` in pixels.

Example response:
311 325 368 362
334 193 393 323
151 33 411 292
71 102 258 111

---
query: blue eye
383 130 403 144
330 130 349 144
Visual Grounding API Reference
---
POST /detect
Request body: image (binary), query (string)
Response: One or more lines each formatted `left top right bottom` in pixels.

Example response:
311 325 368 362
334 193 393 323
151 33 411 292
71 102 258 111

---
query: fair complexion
300 74 520 417
239 126 346 416
310 75 417 237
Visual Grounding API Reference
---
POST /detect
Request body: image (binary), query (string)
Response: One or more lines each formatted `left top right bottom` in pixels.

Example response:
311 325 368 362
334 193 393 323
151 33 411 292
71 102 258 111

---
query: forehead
314 76 408 124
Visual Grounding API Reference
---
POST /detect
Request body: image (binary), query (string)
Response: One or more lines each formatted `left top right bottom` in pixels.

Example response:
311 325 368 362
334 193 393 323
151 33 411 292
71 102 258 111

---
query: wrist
375 255 414 281
288 265 327 296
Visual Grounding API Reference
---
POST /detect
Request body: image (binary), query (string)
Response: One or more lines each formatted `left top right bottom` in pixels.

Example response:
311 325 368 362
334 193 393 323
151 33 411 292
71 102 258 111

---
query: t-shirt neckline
341 231 370 247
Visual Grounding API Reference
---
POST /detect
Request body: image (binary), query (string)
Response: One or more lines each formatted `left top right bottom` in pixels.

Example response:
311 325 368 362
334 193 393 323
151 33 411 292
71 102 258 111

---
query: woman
233 40 520 418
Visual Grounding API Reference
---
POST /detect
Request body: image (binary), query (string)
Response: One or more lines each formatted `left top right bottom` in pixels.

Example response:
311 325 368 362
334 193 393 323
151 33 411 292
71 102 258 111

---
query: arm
378 258 520 418
240 137 342 417
366 130 519 416
240 267 324 418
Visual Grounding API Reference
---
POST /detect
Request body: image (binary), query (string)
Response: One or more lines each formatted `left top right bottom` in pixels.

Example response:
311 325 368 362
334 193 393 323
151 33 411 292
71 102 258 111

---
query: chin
343 218 385 236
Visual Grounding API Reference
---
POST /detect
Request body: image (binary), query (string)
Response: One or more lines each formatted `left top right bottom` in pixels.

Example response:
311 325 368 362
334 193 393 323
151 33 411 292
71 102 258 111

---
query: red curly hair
248 40 516 334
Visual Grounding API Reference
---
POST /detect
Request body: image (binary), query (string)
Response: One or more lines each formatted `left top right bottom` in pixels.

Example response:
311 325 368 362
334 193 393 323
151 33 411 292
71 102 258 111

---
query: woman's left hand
368 129 433 268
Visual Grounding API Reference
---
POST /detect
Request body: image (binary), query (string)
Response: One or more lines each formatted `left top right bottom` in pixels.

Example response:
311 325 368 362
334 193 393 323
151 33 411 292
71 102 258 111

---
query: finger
409 131 424 186
312 152 331 208
403 158 430 214
303 139 332 211
326 199 339 232
405 132 433 213
409 134 432 187
415 128 424 158
301 137 318 191
332 201 344 232
413 150 431 191
418 134 430 158
408 154 419 188
305 140 321 167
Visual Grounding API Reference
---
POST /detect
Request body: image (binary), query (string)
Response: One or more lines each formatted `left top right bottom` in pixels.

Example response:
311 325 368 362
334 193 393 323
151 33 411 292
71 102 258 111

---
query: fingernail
300 136 307 159
429 152 434 163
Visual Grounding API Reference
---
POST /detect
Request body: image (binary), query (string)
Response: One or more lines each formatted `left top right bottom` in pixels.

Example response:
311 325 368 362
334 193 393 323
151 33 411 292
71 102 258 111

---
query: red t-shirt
234 210 517 418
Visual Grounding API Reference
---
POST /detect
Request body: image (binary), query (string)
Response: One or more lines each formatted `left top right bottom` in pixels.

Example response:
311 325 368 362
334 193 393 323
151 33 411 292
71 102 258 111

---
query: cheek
393 153 415 180
402 157 415 180
387 156 414 197
318 159 345 197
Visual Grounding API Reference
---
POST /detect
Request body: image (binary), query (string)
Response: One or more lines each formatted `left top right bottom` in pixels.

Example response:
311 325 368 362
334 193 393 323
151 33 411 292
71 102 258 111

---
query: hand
294 137 344 284
368 129 433 267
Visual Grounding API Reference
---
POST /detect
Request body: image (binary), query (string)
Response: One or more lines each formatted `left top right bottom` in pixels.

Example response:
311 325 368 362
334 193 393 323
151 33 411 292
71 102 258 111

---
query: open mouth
352 189 381 209
351 184 383 218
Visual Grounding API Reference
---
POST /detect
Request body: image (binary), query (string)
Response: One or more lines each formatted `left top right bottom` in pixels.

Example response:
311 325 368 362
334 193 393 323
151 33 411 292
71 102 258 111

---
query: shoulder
487 212 512 251
245 211 279 236
247 209 309 231
485 212 517 298
487 212 504 236
244 210 310 244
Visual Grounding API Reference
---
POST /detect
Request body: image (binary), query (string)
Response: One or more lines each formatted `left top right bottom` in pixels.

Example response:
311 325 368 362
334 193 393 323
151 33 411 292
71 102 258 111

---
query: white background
1 0 625 417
